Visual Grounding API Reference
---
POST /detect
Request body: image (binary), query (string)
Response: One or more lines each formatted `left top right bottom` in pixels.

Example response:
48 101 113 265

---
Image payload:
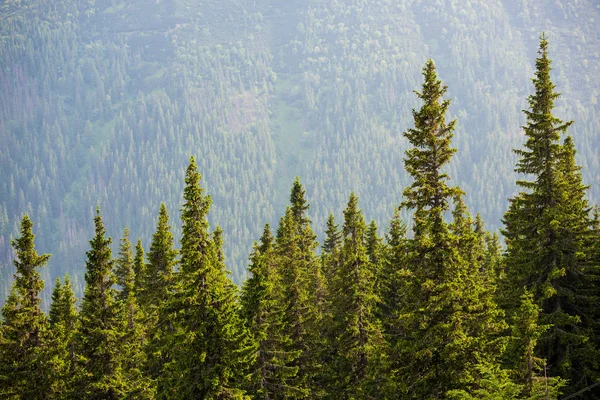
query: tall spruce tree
46 275 79 399
0 215 51 399
159 157 253 399
115 229 153 398
379 209 409 389
142 203 178 381
274 179 325 397
133 238 146 296
394 60 505 397
328 193 385 398
501 35 599 392
240 224 303 398
76 208 126 399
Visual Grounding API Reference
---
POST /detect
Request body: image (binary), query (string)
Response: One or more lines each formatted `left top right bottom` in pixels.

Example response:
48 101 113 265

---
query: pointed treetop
323 214 341 254
290 177 309 223
401 60 462 226
259 223 274 253
11 215 50 300
116 227 135 301
49 277 63 327
343 193 365 239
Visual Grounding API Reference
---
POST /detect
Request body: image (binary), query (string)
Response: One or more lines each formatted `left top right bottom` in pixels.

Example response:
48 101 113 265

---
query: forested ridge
0 0 599 303
1 36 600 398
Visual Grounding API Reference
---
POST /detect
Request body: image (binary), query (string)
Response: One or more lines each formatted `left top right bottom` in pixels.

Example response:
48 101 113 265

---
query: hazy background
0 0 598 305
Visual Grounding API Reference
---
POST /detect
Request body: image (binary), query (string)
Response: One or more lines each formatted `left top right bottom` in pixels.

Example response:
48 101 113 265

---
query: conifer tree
116 228 135 302
510 290 565 398
328 193 385 398
240 224 303 398
133 238 146 296
394 60 505 397
160 157 253 398
115 228 153 399
379 209 408 378
142 203 177 311
501 35 598 391
0 215 51 399
274 179 326 397
142 203 178 381
76 208 126 399
46 275 79 399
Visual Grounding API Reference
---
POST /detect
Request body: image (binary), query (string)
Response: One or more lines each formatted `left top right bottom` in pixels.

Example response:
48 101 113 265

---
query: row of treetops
1 34 599 399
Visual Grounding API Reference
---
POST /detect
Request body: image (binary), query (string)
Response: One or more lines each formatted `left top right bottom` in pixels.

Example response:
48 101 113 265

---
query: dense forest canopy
0 0 599 306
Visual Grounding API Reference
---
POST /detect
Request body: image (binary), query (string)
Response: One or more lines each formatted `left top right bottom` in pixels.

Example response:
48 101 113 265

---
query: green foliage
240 224 303 399
141 203 178 382
46 275 79 399
0 215 51 399
76 208 126 399
159 157 254 399
272 180 326 397
394 62 506 397
327 193 385 398
502 35 599 393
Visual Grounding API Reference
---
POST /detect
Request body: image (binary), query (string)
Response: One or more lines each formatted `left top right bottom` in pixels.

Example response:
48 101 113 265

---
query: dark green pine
159 156 253 399
240 224 303 399
76 207 125 399
46 275 79 399
133 238 146 297
379 209 408 366
141 203 177 311
329 194 385 399
115 228 135 302
395 60 505 398
322 213 342 289
0 215 51 399
142 203 178 381
274 179 326 398
115 228 153 399
501 35 598 392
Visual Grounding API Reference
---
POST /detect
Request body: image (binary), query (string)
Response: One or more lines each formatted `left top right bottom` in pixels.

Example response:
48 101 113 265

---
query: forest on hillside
1 37 599 398
0 0 599 304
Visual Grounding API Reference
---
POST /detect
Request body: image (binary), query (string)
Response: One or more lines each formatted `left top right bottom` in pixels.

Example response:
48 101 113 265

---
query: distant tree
0 215 51 399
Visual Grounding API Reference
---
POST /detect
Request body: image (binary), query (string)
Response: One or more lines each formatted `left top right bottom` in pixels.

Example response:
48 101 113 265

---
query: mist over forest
1 1 600 399
1 0 598 301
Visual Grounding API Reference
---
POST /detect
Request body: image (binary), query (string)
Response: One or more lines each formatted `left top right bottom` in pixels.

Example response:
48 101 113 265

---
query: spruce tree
142 203 178 381
133 238 146 296
0 215 51 399
395 60 505 397
159 157 253 399
501 35 598 391
328 193 385 398
274 179 326 397
76 208 125 399
46 275 79 399
240 224 303 398
116 228 135 302
115 229 153 399
141 203 177 311
379 208 409 391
